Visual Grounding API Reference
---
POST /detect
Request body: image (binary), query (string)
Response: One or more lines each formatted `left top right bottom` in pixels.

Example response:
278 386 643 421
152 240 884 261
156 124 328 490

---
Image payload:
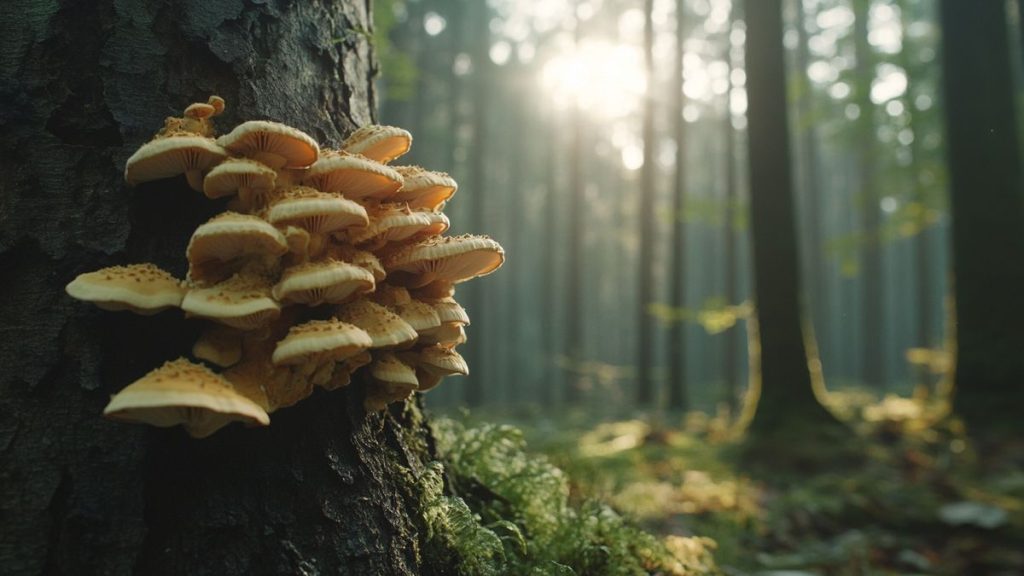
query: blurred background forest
371 1 1024 573
375 0 953 413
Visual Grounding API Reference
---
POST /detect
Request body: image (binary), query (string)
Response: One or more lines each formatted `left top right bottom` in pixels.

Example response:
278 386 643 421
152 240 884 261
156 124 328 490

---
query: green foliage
648 298 752 335
373 0 418 101
426 418 721 575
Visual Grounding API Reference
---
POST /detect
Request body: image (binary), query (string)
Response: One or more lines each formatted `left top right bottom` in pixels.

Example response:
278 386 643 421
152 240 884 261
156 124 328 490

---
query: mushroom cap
124 135 228 189
418 322 467 348
433 297 470 325
203 158 277 200
186 212 288 283
181 273 281 329
192 325 243 368
383 235 505 287
391 300 441 333
266 187 369 234
66 263 185 315
370 352 419 387
342 125 412 164
370 284 412 307
417 345 469 377
272 259 376 305
216 120 319 169
326 244 386 282
334 299 418 349
392 166 457 210
349 204 436 246
271 318 372 365
103 358 270 438
303 151 403 201
184 102 217 119
410 280 456 301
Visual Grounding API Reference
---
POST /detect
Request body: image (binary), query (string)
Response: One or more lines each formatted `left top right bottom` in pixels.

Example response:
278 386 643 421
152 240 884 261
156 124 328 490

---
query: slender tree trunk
0 2 453 575
667 0 689 412
445 0 464 176
505 70 525 405
541 121 561 405
637 0 658 406
564 90 585 404
722 5 740 412
743 0 842 446
853 0 885 390
940 0 1024 440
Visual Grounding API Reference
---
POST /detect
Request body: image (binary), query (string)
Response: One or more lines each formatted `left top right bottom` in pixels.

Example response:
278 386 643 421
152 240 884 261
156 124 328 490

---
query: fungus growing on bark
341 125 412 163
65 263 186 315
67 97 505 434
103 358 270 438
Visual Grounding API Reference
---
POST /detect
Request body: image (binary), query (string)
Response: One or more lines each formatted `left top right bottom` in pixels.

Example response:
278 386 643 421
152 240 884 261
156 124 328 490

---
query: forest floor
445 391 1024 576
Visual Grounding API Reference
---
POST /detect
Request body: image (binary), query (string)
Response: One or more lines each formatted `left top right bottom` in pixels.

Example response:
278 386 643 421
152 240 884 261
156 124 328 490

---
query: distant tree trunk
505 70 525 405
564 86 585 404
742 0 844 454
0 2 451 574
445 0 464 175
463 0 492 407
667 0 689 412
940 0 1024 441
541 123 561 405
722 4 740 412
854 0 885 390
637 0 658 406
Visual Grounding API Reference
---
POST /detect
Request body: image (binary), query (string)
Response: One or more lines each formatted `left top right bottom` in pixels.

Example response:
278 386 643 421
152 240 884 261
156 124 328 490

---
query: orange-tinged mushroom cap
303 151 403 201
181 272 281 329
271 318 372 366
216 120 319 169
391 300 441 334
266 186 369 234
186 212 288 283
383 235 505 288
202 158 277 200
349 204 437 247
102 358 270 438
271 259 376 306
342 125 412 164
124 135 228 191
334 299 418 349
391 166 457 211
433 297 470 325
66 263 185 315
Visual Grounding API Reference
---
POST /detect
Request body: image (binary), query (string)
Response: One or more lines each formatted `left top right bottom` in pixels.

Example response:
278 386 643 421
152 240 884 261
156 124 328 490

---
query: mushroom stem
185 169 205 192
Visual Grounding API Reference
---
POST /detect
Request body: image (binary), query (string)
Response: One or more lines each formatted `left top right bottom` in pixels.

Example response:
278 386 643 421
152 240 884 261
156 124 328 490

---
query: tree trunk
742 0 844 454
722 4 740 412
940 0 1024 441
636 0 658 406
667 0 689 412
0 2 447 574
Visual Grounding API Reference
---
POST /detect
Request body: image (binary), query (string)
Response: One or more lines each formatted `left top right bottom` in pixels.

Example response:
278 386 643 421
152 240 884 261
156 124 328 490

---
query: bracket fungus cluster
68 97 504 438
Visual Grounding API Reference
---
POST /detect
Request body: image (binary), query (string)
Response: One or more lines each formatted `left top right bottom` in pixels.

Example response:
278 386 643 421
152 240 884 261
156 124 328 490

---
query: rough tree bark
1 2 449 574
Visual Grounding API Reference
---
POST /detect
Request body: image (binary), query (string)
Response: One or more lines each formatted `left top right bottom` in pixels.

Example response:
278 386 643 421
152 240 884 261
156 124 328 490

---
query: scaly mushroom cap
392 166 457 211
216 120 319 169
391 300 441 334
433 297 470 325
370 284 412 307
271 318 372 366
342 125 412 164
365 352 419 411
272 259 376 306
407 345 469 391
266 186 369 234
383 235 505 288
66 263 185 315
326 243 386 282
303 151 403 201
186 212 288 283
124 135 228 191
349 204 436 247
419 322 467 348
334 299 418 349
192 325 243 368
103 358 270 438
181 273 281 329
203 158 277 200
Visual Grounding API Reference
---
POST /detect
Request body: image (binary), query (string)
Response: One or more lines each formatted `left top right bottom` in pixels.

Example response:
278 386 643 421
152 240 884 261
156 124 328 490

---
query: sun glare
540 40 646 118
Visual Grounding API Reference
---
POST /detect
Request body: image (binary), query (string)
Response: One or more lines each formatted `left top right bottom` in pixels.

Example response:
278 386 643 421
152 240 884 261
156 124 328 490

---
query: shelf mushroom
383 234 505 288
65 263 186 315
124 134 228 191
392 166 458 211
341 125 412 164
216 120 319 169
303 150 404 201
186 212 288 284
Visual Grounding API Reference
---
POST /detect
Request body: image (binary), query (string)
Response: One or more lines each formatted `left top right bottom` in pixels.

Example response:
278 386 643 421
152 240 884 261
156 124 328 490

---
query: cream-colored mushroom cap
124 135 228 191
370 284 411 307
392 166 457 211
334 299 418 349
181 273 281 329
303 151 403 201
326 244 386 282
216 120 319 169
370 352 419 387
272 259 376 306
419 322 467 348
419 345 469 376
266 187 369 234
271 318 372 366
103 358 270 438
202 158 277 200
383 235 505 288
391 300 441 334
66 263 185 315
433 298 470 325
187 212 288 283
349 204 435 247
342 125 412 164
